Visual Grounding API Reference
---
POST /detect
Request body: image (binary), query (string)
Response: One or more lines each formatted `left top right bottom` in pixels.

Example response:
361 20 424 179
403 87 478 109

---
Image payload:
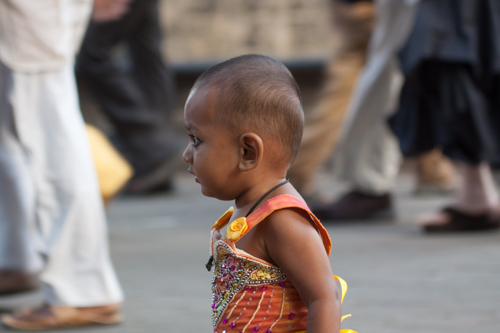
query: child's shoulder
259 202 320 240
255 194 332 256
247 194 313 230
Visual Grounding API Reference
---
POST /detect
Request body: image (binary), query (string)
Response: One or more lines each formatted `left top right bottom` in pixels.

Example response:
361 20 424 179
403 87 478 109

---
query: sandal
1 303 122 331
423 207 500 233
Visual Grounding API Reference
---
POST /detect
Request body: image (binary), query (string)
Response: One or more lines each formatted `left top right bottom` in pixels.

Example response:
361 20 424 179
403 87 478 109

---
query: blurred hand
92 0 132 22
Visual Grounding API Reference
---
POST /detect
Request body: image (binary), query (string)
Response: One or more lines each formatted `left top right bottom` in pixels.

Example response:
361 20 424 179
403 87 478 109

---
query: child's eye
189 134 202 147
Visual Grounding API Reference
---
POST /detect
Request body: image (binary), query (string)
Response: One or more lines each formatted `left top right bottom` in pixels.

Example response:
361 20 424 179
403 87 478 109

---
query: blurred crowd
0 0 499 330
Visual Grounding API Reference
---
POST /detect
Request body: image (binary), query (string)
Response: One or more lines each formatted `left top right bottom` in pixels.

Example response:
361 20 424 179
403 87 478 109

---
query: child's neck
234 177 289 211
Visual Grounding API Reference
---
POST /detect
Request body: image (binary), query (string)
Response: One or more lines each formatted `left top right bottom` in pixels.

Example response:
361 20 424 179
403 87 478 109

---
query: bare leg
418 162 500 226
415 149 456 194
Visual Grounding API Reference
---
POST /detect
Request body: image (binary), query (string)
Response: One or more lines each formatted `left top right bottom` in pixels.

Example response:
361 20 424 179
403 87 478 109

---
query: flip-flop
1 304 122 331
423 207 500 233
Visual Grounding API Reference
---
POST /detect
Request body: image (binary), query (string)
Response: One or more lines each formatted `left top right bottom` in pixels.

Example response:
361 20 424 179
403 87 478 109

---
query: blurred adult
76 0 181 194
289 0 455 221
287 0 375 197
300 0 421 220
319 0 416 219
389 0 500 232
0 0 123 330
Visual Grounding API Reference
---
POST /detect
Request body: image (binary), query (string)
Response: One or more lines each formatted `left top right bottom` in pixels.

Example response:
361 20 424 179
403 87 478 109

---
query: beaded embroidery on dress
209 194 357 333
211 241 288 330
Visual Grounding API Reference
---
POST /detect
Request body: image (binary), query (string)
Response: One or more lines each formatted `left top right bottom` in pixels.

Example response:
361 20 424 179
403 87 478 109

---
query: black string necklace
205 178 289 271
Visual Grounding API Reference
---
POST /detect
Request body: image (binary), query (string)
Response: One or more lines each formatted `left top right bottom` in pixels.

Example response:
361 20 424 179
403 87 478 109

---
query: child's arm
261 208 341 333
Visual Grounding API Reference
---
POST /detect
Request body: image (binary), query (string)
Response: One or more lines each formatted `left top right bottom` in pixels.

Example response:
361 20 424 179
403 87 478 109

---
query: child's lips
188 169 199 182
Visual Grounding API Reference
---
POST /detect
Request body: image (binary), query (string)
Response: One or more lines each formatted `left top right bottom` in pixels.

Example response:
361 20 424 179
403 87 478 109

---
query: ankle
455 162 500 213
76 304 121 313
452 197 492 214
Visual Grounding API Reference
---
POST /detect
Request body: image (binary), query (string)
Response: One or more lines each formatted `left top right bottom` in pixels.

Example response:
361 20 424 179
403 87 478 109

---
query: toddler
183 54 355 333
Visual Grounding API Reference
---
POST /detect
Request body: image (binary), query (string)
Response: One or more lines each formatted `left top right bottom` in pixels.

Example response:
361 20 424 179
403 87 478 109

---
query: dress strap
240 194 332 256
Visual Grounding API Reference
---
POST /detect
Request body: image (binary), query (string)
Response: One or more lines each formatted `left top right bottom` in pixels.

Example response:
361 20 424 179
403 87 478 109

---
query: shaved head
191 54 304 163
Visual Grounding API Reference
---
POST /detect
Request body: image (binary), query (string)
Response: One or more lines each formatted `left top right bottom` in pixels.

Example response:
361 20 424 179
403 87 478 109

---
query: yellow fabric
335 275 357 333
212 207 234 229
335 275 348 304
225 217 248 241
341 314 352 321
85 125 133 203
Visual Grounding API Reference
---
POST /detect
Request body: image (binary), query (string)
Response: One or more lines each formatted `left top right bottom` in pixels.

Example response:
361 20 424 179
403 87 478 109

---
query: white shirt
0 0 92 73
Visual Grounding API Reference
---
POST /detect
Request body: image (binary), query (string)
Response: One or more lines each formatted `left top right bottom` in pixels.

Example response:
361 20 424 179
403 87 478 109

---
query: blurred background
81 0 336 132
163 0 334 64
1 0 499 332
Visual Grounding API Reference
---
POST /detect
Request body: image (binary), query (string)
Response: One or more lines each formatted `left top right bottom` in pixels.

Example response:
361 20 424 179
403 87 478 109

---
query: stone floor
1 170 499 333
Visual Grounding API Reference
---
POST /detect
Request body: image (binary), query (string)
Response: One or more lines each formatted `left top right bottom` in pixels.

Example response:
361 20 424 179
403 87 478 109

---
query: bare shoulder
259 207 322 244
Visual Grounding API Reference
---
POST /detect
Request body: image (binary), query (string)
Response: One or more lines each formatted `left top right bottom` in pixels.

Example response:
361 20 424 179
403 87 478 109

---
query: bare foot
417 207 492 228
417 206 500 232
417 212 450 227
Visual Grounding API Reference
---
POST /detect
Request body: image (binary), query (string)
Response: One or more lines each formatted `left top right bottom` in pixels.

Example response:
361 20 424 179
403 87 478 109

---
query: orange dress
209 194 355 333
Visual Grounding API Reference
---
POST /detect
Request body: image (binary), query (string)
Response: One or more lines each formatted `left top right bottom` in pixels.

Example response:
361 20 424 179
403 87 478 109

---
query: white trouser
0 60 123 306
334 0 419 195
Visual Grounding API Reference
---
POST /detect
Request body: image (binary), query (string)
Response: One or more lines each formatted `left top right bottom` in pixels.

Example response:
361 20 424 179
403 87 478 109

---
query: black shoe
311 190 393 221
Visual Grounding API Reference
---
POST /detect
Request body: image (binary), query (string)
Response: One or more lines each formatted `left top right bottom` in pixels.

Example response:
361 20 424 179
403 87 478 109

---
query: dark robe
389 0 500 164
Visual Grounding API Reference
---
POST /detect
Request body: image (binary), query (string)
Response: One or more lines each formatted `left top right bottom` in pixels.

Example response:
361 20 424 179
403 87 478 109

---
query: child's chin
200 187 233 201
200 187 215 198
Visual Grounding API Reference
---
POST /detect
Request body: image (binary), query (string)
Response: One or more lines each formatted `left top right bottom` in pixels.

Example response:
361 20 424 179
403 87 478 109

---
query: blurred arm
92 0 132 22
263 208 342 333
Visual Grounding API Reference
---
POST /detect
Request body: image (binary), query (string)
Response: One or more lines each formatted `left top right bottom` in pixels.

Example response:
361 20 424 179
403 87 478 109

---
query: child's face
182 86 241 200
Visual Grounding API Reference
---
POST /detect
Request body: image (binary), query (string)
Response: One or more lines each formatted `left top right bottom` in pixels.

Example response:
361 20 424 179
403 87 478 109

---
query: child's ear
238 133 263 171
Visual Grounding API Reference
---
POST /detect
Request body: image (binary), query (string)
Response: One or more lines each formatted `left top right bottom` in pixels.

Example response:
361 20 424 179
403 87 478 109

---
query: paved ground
1 170 499 333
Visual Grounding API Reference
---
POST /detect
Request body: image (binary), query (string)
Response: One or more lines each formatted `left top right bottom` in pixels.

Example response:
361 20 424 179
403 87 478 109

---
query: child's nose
182 144 192 164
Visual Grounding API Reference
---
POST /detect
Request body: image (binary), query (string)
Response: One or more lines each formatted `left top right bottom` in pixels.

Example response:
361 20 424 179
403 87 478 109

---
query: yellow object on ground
85 124 133 203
